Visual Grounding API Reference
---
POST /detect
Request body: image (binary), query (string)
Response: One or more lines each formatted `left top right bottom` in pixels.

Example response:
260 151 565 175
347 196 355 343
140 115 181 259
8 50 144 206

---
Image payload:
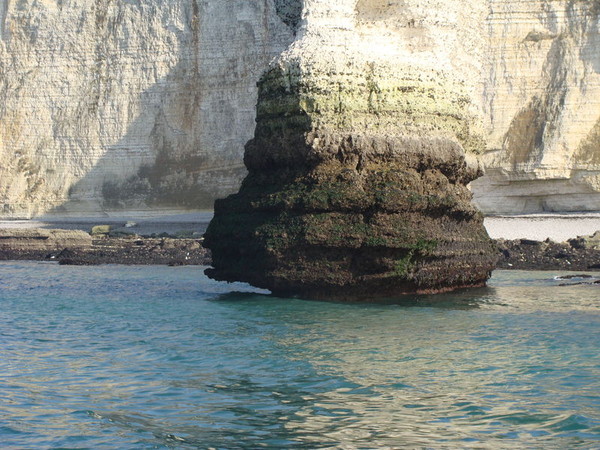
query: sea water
0 261 598 449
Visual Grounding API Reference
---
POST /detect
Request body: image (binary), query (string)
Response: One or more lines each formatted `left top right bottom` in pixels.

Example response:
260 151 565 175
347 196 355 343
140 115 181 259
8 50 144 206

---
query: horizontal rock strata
204 0 498 300
0 0 599 217
204 136 498 299
472 0 600 213
0 229 92 252
0 228 210 265
0 0 294 217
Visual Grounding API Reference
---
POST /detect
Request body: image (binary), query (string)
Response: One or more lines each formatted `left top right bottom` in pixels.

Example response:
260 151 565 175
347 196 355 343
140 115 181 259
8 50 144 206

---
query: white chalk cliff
0 0 598 218
473 0 600 213
0 0 295 217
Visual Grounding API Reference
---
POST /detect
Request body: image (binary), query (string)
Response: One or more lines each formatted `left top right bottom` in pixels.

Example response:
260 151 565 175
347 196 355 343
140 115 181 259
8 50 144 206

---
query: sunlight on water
0 262 598 448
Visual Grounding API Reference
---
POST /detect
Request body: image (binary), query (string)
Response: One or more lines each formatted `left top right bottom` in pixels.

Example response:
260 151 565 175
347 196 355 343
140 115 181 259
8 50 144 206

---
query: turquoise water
1 262 599 448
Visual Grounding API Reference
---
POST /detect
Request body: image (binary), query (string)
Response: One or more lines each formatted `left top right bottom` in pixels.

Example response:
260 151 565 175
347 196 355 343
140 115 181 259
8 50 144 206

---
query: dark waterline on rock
0 262 599 448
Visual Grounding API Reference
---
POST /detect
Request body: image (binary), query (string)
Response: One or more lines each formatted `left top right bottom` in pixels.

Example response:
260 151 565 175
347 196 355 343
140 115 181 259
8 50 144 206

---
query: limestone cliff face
204 0 498 299
472 0 600 213
0 0 599 218
0 0 294 218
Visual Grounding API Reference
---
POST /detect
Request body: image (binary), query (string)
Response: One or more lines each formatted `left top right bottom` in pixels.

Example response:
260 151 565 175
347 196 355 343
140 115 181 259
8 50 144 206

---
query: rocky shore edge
0 228 211 266
1 227 600 272
496 233 600 271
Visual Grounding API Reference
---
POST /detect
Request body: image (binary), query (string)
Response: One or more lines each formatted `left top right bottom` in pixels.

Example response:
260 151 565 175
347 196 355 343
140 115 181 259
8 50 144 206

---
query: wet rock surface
204 132 498 300
496 238 600 271
0 229 92 252
0 229 210 266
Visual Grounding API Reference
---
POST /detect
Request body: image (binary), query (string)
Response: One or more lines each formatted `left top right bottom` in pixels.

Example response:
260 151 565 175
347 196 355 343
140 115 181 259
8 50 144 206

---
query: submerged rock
203 0 498 300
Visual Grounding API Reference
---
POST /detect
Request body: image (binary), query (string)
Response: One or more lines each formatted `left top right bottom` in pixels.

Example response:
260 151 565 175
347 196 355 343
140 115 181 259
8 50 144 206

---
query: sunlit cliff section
0 0 293 218
472 0 600 213
0 0 599 218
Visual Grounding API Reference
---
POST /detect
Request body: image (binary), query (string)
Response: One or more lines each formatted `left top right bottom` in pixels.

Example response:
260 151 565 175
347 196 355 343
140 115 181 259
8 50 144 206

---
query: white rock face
0 0 294 218
0 0 599 218
285 0 488 104
472 0 600 214
260 0 488 155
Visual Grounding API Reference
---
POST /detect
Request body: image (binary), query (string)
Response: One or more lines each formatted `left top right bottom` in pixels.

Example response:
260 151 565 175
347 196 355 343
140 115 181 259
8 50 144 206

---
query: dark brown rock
204 141 497 300
0 229 210 266
203 71 498 300
496 238 600 271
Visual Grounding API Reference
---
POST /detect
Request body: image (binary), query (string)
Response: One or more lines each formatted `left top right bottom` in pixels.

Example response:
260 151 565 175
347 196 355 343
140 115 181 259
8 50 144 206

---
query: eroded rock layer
0 229 92 252
204 1 498 299
204 133 498 299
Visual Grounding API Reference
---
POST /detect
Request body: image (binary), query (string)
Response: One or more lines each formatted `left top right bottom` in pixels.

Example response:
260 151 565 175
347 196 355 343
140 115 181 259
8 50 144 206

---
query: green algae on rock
203 0 497 300
204 132 498 300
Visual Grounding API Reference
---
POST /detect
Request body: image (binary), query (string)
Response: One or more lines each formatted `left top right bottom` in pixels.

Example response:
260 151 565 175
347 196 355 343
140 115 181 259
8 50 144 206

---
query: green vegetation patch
393 239 438 278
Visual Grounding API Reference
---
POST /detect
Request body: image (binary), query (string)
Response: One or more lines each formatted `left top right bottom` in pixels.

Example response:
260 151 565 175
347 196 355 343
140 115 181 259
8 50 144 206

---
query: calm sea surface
0 262 599 449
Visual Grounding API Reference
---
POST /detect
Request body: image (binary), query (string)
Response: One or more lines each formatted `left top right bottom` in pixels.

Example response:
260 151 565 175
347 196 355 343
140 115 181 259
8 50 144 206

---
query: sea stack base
204 132 498 301
203 0 498 300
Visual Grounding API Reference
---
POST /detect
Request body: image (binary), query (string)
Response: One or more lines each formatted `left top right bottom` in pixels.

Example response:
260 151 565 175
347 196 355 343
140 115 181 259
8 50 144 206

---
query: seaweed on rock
203 63 497 300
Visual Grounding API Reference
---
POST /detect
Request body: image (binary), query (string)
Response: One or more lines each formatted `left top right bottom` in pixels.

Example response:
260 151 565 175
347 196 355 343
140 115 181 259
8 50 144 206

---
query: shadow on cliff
45 0 304 217
51 58 239 214
48 49 239 214
577 0 600 73
503 0 600 174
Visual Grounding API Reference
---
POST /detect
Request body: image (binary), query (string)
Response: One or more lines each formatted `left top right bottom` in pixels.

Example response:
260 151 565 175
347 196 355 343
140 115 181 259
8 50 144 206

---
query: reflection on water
0 263 599 448
271 307 598 447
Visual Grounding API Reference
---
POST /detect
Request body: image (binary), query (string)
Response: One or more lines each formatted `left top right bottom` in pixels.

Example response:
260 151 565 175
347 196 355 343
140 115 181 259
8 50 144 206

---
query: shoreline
0 234 599 274
1 213 600 271
1 236 598 273
3 211 600 242
0 229 211 267
0 212 213 237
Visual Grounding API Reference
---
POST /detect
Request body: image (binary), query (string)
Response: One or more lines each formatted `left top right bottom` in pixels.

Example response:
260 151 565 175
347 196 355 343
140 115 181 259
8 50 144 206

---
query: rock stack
204 0 498 300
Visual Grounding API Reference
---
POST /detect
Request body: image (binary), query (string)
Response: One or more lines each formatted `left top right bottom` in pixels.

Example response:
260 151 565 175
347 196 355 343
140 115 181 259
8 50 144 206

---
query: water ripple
0 263 598 448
